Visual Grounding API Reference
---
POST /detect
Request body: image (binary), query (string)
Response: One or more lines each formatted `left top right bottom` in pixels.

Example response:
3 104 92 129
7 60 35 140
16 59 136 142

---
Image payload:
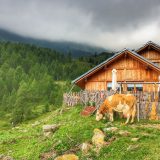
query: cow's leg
103 113 108 120
109 111 114 122
125 113 131 124
131 104 136 123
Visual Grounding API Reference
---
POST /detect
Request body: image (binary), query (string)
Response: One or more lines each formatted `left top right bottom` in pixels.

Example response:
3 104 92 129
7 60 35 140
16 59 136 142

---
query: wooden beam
118 82 160 84
128 52 160 73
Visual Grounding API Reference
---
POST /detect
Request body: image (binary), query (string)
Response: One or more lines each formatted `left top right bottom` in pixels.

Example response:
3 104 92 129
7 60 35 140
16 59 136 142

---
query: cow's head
96 99 110 121
96 110 103 121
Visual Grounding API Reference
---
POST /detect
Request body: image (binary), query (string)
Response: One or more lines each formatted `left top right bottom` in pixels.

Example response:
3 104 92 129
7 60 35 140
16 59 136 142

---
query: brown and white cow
96 94 136 124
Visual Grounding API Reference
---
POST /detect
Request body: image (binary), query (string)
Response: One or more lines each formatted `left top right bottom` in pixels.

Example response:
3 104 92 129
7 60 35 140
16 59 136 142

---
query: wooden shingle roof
136 41 160 53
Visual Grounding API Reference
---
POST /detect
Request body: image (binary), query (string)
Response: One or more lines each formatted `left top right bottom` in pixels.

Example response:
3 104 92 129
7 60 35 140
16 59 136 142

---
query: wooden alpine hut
72 41 160 92
64 41 160 119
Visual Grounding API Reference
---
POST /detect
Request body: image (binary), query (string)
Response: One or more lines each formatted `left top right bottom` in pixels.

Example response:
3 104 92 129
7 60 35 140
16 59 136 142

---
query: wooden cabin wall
85 81 107 91
139 48 160 67
84 55 159 91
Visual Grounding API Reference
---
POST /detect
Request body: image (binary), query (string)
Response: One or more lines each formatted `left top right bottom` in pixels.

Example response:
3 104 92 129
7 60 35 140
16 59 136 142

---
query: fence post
137 102 140 122
120 82 122 94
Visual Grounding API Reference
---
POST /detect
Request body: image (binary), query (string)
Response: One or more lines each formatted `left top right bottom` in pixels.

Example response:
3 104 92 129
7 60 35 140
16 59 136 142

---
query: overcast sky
0 0 160 50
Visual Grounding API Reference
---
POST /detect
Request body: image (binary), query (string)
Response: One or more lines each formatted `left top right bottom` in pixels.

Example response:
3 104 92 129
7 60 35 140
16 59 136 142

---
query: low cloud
0 0 160 50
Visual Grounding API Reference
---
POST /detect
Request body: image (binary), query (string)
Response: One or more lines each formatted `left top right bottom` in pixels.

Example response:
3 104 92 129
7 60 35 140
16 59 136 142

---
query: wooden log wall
84 55 159 91
139 48 160 67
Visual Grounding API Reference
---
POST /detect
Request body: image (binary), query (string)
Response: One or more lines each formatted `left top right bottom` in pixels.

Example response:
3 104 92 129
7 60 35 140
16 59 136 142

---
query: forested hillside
0 42 92 126
79 51 114 66
0 42 114 128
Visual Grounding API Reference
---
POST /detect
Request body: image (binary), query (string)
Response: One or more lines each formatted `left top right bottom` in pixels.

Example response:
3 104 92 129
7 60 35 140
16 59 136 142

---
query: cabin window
127 84 134 91
127 84 143 91
107 82 112 91
136 84 143 91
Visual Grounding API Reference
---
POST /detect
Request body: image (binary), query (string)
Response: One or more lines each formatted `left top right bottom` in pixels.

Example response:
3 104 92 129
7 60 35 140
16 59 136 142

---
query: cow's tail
133 102 136 114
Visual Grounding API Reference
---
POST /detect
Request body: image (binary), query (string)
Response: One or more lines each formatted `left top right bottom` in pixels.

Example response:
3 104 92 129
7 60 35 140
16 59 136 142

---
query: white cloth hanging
112 69 118 91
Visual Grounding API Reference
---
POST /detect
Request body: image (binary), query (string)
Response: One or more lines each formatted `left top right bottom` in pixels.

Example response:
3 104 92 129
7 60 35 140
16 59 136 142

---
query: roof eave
136 41 160 53
72 50 125 84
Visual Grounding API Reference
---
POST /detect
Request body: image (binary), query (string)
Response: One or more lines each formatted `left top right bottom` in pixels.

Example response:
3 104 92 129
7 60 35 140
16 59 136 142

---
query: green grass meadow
1 105 160 160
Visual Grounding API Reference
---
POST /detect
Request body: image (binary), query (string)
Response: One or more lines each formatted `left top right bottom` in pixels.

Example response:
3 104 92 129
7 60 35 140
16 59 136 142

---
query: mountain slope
0 28 107 57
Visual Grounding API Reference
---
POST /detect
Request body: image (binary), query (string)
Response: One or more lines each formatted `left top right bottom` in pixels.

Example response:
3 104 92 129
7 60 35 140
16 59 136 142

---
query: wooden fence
63 90 160 119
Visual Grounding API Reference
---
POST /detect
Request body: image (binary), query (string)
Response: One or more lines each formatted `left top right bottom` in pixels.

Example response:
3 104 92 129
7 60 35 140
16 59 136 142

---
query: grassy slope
1 105 160 160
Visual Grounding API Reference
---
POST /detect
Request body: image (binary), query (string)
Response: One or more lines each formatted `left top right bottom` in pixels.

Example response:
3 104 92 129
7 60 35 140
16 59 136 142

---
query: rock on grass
42 124 59 133
0 155 13 160
81 142 93 155
92 128 106 148
118 130 131 136
54 154 79 160
131 138 139 142
103 127 118 132
127 144 139 151
42 124 59 137
40 150 57 160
